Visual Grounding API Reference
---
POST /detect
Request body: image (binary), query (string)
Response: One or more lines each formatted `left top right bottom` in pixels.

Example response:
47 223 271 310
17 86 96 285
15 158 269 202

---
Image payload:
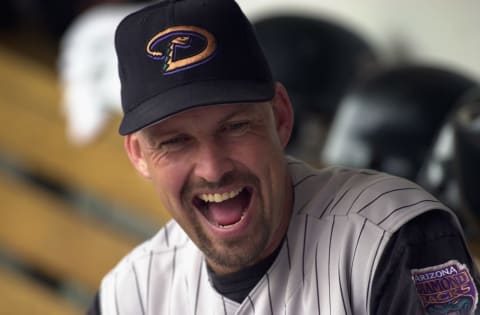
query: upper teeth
199 188 243 203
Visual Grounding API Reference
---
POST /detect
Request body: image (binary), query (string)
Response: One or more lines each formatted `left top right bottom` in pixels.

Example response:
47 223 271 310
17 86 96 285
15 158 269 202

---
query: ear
124 133 151 179
271 82 294 148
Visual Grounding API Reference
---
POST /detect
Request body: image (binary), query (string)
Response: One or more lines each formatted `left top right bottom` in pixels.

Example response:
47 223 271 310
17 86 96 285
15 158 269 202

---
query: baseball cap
115 0 275 135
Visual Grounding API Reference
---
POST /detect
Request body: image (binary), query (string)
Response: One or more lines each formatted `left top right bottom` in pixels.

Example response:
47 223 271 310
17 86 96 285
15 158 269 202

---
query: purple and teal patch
411 260 478 315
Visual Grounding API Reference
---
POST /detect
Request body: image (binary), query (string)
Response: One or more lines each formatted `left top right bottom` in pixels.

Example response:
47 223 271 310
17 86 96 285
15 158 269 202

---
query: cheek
148 163 189 212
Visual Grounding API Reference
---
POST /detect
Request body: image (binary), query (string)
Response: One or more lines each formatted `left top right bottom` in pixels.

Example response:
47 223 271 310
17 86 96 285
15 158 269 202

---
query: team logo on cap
146 26 216 75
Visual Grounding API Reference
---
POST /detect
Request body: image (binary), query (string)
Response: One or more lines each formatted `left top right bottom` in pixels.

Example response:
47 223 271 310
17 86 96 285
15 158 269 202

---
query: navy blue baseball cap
115 0 275 135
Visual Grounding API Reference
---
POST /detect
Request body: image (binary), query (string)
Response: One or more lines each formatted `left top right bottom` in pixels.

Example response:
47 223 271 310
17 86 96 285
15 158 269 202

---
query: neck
207 240 284 303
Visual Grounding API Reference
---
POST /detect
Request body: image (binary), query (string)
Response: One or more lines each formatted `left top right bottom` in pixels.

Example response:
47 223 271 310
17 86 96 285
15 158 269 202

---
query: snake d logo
146 26 217 75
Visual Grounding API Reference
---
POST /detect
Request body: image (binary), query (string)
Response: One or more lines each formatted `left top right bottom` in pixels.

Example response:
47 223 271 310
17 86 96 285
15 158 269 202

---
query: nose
193 140 235 184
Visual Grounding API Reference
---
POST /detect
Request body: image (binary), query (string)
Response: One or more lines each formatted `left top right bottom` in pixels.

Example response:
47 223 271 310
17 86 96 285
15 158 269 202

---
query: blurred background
0 0 479 313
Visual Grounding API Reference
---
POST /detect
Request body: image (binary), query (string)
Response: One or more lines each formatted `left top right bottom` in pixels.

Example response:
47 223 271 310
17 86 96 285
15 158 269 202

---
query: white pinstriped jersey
98 157 459 314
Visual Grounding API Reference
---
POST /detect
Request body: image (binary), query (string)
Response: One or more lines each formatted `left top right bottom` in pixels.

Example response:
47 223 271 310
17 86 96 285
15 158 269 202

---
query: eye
221 121 250 135
158 135 191 151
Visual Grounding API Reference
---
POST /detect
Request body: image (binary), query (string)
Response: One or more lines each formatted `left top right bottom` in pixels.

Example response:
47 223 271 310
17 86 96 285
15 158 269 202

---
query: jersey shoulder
100 221 187 284
97 220 202 314
288 157 454 233
98 220 192 314
108 219 188 272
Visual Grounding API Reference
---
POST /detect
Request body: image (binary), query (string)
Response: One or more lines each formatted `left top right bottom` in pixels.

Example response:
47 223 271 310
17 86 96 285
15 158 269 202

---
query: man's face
125 83 294 274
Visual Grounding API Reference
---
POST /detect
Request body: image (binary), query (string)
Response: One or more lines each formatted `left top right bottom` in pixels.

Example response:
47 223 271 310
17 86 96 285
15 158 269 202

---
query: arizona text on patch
146 25 217 75
411 260 478 315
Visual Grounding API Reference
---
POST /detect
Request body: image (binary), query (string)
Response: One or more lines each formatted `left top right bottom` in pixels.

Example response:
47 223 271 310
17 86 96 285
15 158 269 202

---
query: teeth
199 188 243 203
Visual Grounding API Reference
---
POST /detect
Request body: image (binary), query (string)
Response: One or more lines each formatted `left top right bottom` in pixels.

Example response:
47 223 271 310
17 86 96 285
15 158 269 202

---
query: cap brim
118 80 275 135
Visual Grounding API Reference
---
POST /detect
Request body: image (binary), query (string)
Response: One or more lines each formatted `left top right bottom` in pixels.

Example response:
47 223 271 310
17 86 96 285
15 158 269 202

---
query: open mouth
193 187 252 228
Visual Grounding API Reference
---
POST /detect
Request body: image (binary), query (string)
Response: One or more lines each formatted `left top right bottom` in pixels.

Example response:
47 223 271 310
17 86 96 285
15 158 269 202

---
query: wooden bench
0 173 140 290
0 171 142 311
0 44 170 312
0 46 170 226
0 266 83 315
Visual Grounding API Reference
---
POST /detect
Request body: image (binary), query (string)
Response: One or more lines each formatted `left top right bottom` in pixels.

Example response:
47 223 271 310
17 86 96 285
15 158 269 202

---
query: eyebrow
140 103 265 142
139 126 174 146
218 105 257 122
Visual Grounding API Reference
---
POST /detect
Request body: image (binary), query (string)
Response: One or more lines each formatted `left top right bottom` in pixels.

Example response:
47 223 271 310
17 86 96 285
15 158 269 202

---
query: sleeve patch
411 260 478 315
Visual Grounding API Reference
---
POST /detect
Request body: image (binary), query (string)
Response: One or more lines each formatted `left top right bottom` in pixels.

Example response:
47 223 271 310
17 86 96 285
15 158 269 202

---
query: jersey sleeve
370 210 480 315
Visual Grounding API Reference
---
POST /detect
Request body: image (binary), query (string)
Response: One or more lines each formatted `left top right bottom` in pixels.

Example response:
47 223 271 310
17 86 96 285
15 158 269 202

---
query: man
88 0 480 314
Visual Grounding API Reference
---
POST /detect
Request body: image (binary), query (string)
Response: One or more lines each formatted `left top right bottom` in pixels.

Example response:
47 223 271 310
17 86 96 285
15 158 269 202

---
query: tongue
204 196 245 226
